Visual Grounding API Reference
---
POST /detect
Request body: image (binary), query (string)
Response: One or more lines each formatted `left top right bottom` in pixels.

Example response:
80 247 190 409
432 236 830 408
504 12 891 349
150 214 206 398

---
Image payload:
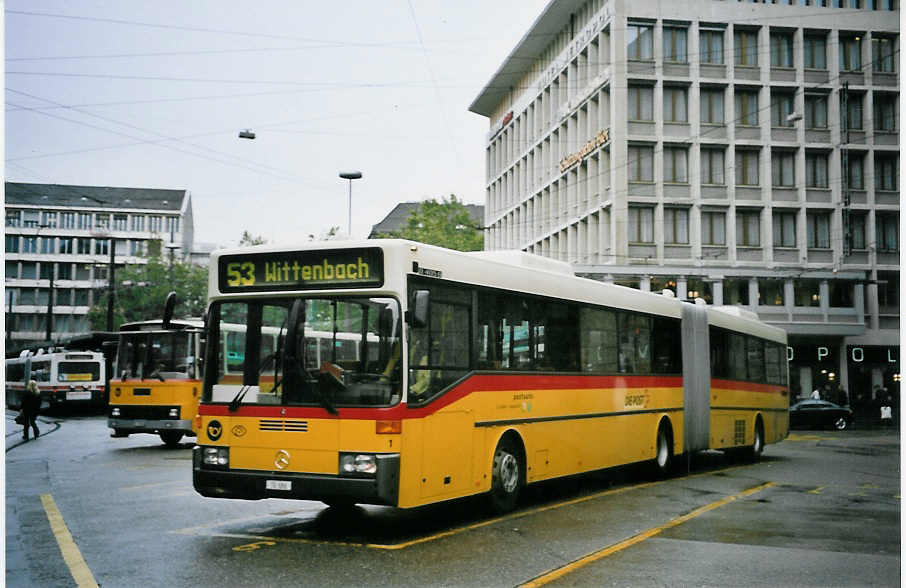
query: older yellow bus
193 240 788 511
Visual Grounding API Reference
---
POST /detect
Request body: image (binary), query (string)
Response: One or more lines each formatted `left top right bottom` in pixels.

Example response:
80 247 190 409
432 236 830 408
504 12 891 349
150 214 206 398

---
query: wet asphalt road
5 410 901 587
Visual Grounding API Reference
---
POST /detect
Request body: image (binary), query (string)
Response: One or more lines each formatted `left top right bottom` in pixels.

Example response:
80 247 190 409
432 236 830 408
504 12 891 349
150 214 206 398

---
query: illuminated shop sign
559 128 610 173
218 248 384 292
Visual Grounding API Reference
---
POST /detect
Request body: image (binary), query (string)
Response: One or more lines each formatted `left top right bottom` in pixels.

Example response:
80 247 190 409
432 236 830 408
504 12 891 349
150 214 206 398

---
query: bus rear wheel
745 420 764 461
489 438 523 514
160 431 183 448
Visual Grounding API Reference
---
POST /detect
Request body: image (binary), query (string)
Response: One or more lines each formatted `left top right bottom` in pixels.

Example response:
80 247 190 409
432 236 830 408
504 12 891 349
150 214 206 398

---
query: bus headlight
339 453 377 476
111 408 121 417
203 447 229 467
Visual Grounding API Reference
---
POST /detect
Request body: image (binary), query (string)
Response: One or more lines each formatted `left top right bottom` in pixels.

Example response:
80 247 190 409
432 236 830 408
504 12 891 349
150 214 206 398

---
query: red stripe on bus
198 373 684 420
711 378 788 395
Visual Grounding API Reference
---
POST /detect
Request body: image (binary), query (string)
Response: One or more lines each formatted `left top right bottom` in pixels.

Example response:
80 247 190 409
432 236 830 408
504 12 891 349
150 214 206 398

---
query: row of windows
5 260 131 282
710 327 788 386
6 287 94 306
4 210 180 233
628 85 897 132
736 0 895 9
627 144 899 190
628 205 898 251
4 236 161 256
5 313 91 333
628 22 896 72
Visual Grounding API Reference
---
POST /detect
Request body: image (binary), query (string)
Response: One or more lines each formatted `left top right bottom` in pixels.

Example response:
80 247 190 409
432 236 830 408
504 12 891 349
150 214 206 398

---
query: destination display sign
218 248 384 292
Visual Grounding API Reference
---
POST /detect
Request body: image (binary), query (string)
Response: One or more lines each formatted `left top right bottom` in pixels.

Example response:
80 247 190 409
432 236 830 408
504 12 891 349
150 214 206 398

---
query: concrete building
5 182 194 345
469 0 899 405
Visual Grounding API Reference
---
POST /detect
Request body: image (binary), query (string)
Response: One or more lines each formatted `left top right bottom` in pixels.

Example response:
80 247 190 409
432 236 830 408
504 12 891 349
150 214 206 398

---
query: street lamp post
106 240 116 332
339 171 362 238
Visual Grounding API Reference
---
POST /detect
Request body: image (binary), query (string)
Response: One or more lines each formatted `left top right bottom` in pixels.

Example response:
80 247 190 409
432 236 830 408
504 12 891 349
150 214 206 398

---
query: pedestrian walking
21 380 41 441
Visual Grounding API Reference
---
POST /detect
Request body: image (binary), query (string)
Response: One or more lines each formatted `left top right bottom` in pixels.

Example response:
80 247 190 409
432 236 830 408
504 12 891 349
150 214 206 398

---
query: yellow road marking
40 494 99 588
808 486 825 494
786 434 828 441
119 480 184 491
518 482 776 588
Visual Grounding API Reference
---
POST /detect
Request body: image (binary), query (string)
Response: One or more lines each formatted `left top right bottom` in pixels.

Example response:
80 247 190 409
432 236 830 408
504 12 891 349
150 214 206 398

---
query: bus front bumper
192 447 400 506
108 418 195 435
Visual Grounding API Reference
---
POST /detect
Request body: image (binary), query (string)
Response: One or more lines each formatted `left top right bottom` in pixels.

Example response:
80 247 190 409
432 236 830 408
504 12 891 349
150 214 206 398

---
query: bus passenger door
420 409 473 499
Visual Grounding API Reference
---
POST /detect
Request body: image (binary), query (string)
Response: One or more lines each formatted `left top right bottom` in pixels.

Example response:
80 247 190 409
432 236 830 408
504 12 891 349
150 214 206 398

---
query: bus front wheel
653 423 673 477
160 431 183 448
489 438 523 514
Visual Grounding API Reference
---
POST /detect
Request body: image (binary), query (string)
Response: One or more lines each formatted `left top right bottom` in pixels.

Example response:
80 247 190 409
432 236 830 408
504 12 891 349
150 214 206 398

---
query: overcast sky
5 1 549 247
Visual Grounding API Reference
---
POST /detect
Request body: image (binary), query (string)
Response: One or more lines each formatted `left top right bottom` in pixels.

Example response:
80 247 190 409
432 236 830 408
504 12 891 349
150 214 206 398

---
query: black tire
489 437 523 514
160 431 183 447
323 498 356 509
653 423 673 477
745 420 765 461
111 429 130 438
833 416 848 431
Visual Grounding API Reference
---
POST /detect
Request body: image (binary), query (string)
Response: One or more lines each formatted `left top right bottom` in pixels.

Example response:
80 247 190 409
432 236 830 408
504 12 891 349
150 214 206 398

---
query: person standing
21 379 41 441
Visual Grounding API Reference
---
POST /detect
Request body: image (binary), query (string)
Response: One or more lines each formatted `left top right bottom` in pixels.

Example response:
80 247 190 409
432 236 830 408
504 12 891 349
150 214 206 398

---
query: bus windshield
58 361 101 383
117 331 195 380
205 296 402 408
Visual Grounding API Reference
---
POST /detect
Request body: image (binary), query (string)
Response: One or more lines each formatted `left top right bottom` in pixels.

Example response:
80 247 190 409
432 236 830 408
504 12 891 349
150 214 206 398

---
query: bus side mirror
409 290 429 328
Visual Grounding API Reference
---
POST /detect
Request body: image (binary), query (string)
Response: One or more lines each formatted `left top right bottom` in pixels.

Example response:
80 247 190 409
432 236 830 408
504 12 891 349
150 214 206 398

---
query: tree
239 231 266 246
86 255 209 330
380 195 483 251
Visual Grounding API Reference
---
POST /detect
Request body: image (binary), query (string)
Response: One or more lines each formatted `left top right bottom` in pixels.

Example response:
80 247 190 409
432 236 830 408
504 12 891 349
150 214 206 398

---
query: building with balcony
469 0 899 405
5 182 194 345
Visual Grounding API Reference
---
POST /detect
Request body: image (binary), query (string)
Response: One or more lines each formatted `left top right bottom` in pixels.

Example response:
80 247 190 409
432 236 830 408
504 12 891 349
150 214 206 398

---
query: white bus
6 349 107 410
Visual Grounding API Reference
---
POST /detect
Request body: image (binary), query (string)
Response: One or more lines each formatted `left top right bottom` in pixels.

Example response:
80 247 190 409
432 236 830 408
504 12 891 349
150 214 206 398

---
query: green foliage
379 195 483 251
239 230 267 246
86 256 209 331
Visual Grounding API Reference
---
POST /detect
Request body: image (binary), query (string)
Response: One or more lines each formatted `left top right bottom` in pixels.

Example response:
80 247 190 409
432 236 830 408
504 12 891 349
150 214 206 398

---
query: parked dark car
789 400 854 430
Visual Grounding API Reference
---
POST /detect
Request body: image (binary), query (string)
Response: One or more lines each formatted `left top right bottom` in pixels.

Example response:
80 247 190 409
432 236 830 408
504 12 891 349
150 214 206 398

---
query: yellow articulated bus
108 317 204 447
193 240 788 512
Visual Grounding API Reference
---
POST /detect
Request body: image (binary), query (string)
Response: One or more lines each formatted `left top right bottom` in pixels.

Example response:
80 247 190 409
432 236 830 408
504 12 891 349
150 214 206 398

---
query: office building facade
470 0 899 405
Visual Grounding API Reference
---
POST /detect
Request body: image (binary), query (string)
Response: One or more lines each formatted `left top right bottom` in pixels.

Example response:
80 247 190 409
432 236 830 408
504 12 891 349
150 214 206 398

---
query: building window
41 211 57 228
5 235 19 253
700 87 724 124
627 24 654 60
5 210 20 227
875 154 898 191
701 147 725 185
735 90 758 126
842 95 863 130
58 237 74 254
734 30 759 66
772 210 797 247
725 278 750 305
57 264 72 280
877 271 899 310
113 214 128 230
628 206 654 243
165 217 180 234
700 30 724 64
702 210 727 245
628 145 654 182
40 237 54 254
130 215 145 231
628 85 653 120
876 212 899 252
806 152 829 188
22 236 38 254
77 213 91 229
664 208 689 244
771 150 796 187
40 263 53 280
663 87 688 123
794 280 821 307
663 146 688 183
663 27 687 62
735 150 759 186
807 211 831 248
736 210 761 246
872 37 896 72
22 211 39 227
829 281 854 308
873 94 897 131
845 154 864 189
95 214 110 230
758 279 785 306
804 34 827 69
149 216 163 232
771 91 795 127
129 240 144 256
770 32 794 67
871 0 896 9
686 278 712 303
849 212 867 249
21 262 36 279
95 239 110 255
804 95 828 128
60 212 75 229
77 238 91 255
840 35 862 71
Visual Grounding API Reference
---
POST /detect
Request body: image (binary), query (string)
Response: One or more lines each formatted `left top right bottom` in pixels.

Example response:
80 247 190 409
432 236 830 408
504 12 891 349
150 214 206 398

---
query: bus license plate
266 480 291 491
66 390 91 401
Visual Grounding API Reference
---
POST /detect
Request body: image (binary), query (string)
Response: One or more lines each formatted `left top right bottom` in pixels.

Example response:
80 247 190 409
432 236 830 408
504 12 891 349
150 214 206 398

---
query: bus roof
119 318 204 332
